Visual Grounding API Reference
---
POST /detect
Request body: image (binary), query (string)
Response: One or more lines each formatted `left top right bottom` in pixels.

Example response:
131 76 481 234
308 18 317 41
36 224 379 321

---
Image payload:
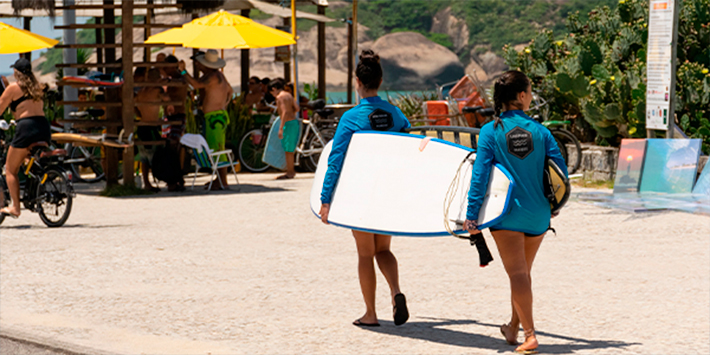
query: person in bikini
464 70 568 354
0 58 52 218
269 78 299 180
178 49 233 190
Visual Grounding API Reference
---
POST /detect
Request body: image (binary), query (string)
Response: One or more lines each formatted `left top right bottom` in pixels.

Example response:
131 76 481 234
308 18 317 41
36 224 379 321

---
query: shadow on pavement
73 183 288 198
361 317 639 354
0 224 129 230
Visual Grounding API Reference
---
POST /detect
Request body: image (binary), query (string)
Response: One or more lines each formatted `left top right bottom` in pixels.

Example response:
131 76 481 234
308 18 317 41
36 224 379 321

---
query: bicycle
238 110 275 173
293 99 338 172
0 120 74 227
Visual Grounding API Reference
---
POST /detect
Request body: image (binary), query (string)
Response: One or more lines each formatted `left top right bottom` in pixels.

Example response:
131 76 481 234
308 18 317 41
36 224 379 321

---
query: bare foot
0 206 20 218
500 323 519 345
275 174 294 180
356 312 378 325
515 330 538 354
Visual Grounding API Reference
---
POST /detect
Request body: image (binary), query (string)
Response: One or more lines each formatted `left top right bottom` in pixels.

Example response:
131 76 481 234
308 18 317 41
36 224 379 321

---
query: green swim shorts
281 119 300 153
204 110 230 163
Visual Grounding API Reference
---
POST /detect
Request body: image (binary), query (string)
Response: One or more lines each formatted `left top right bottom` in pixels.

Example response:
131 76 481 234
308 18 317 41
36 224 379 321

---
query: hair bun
359 49 379 64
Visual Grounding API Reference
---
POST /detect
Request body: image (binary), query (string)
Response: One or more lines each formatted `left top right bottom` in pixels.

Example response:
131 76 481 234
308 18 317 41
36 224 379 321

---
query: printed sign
369 109 394 131
645 0 677 131
275 26 292 63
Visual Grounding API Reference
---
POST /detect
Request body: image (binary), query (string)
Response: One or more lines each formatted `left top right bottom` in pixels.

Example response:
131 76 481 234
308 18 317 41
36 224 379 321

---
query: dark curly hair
493 70 530 129
356 49 383 91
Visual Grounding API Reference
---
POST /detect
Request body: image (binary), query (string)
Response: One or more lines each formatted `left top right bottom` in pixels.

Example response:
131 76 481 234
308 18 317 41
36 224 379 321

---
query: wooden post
192 12 199 77
143 0 152 62
241 9 251 93
95 17 103 71
121 0 135 187
22 17 31 61
346 18 353 104
104 0 118 186
283 17 291 82
317 6 326 100
103 0 116 64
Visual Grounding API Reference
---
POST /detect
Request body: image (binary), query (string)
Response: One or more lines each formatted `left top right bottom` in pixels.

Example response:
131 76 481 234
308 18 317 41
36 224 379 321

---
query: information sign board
645 0 679 131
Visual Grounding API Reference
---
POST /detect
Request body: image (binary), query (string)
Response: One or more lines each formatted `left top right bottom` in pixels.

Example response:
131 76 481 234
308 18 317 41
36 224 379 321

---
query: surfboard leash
443 152 494 267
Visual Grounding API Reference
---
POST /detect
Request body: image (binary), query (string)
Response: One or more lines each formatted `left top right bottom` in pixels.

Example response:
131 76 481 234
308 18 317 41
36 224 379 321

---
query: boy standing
269 78 299 179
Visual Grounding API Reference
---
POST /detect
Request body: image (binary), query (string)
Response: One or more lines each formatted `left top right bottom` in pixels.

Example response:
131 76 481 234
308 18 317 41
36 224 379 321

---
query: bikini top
9 94 31 112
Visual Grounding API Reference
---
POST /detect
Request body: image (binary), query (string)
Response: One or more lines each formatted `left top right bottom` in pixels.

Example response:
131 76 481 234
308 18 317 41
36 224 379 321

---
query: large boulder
368 32 464 90
430 7 469 54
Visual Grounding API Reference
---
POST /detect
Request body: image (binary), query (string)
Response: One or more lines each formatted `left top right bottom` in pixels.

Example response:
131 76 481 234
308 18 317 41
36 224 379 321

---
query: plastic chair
180 133 240 191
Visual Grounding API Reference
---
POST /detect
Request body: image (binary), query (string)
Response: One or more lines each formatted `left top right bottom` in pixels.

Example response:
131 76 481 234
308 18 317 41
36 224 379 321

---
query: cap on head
11 58 32 75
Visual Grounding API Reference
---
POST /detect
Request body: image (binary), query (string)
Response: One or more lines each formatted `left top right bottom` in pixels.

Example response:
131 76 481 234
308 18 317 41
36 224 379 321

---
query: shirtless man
161 55 188 191
269 78 299 179
244 76 263 108
135 68 169 192
178 49 233 190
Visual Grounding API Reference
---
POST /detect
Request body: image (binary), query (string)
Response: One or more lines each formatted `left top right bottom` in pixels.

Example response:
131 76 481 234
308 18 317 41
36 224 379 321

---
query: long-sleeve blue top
320 96 411 204
466 110 568 235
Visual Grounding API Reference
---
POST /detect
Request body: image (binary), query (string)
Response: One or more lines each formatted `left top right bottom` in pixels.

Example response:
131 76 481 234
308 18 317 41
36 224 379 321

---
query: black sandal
393 293 409 326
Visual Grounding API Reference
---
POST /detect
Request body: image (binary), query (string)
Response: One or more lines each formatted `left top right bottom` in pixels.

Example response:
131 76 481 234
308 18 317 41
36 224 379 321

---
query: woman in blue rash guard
319 49 411 327
464 70 567 354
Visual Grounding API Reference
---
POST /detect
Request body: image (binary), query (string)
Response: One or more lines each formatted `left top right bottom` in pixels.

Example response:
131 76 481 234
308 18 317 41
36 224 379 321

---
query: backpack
151 142 183 184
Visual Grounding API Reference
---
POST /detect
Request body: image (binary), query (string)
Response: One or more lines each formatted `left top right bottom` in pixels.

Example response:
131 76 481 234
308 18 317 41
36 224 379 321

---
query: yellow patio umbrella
146 10 296 49
0 22 59 54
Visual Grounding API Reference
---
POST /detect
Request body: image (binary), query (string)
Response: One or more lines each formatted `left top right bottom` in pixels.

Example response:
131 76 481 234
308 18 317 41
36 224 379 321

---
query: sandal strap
524 328 535 338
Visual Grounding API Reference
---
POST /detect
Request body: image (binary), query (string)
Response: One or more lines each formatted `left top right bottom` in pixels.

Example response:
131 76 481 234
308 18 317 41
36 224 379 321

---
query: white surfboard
309 131 515 236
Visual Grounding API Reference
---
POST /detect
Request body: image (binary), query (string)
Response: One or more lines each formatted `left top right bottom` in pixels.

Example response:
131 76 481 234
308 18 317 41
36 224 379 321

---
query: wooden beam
103 0 118 186
121 0 135 187
55 61 179 69
241 9 250 94
317 5 326 100
56 43 181 49
58 101 122 107
143 0 152 63
346 18 353 104
22 17 32 61
283 17 291 82
94 17 103 72
55 24 178 30
58 4 181 10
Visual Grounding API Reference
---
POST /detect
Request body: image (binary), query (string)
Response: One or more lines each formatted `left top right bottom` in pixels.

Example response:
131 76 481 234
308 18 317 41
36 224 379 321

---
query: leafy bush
503 0 710 152
387 91 438 122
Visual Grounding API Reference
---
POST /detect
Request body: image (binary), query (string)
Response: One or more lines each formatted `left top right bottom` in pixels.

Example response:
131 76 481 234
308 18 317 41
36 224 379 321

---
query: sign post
645 0 680 138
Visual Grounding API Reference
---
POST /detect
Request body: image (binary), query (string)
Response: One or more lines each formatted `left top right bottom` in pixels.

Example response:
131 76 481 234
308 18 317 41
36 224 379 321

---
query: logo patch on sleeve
369 109 394 131
506 127 533 159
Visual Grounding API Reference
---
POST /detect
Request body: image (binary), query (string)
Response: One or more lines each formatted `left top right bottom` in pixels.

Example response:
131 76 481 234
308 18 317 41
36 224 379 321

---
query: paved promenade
1 173 708 354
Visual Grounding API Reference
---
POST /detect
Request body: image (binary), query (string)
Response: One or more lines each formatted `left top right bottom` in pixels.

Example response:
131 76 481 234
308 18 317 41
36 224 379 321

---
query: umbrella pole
353 0 359 104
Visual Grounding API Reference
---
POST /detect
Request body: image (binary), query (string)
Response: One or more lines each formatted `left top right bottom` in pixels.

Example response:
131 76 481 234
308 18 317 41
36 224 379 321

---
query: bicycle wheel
37 167 73 227
238 129 270 173
69 145 105 183
551 128 582 174
302 127 336 172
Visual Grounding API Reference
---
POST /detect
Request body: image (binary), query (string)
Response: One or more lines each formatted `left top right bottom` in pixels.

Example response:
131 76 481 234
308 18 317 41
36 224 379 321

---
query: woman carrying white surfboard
464 70 568 354
319 50 411 327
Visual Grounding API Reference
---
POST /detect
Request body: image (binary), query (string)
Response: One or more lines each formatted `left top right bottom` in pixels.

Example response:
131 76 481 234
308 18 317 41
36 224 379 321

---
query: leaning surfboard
309 131 515 236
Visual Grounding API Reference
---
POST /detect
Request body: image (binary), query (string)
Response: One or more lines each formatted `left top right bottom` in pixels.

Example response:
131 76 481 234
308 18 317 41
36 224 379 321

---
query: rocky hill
31 0 615 92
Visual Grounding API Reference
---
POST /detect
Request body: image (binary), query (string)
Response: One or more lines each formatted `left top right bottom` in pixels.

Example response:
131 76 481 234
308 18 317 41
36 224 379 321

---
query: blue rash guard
320 96 411 204
466 110 568 235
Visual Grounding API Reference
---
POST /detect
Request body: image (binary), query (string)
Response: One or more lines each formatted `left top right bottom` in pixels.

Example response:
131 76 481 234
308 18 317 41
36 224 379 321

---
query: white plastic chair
180 133 240 191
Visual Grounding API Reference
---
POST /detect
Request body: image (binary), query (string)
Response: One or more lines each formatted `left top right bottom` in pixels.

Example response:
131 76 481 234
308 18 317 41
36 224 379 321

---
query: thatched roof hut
11 0 54 17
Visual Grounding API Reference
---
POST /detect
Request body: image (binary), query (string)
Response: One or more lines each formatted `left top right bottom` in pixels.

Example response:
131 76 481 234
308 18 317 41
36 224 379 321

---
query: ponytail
492 70 531 129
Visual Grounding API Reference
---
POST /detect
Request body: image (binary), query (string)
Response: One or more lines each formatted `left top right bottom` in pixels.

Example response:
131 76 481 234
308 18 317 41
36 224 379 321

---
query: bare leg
352 230 378 324
491 230 541 352
373 234 401 301
2 146 29 217
141 162 156 191
210 167 229 190
504 232 545 345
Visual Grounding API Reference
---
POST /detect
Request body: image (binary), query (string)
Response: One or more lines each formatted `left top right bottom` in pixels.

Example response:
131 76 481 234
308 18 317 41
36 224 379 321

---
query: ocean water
324 90 435 104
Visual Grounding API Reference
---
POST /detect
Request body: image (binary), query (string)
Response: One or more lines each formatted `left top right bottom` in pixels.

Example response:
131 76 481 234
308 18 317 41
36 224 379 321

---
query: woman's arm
466 125 496 221
0 83 19 113
320 113 356 205
543 128 569 177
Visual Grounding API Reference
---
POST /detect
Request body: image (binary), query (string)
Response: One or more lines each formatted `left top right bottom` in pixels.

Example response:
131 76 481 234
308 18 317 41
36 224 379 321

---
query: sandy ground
1 172 708 355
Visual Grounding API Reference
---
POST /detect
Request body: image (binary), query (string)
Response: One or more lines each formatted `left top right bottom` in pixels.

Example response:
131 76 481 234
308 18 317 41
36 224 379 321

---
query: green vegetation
503 0 710 152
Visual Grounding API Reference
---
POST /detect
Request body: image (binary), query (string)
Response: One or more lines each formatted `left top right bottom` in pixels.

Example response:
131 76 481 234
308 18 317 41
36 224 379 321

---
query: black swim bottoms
11 116 51 149
489 227 544 237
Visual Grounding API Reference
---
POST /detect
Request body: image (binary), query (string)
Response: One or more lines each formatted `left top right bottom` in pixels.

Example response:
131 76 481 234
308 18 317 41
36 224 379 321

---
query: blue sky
0 16 91 76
